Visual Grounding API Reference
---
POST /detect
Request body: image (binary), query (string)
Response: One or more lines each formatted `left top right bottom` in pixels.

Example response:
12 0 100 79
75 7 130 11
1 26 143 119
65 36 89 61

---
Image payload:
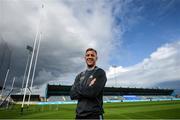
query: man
70 48 107 119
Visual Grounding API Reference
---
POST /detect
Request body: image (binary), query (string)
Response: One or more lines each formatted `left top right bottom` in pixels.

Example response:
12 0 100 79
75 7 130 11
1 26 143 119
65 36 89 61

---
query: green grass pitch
0 100 180 119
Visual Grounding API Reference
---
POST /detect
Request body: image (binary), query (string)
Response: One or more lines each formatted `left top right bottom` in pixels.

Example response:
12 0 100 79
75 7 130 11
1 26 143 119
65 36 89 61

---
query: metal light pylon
21 46 33 94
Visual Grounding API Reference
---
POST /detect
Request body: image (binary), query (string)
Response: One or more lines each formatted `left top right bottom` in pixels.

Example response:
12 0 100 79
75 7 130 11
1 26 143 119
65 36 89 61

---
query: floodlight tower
21 45 33 94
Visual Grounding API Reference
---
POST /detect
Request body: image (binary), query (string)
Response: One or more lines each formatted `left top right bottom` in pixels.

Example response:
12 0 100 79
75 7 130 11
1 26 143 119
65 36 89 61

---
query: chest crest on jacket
89 75 93 79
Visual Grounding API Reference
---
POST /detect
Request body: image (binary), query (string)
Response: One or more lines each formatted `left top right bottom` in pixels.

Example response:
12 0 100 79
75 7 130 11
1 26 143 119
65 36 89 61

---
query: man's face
85 50 97 68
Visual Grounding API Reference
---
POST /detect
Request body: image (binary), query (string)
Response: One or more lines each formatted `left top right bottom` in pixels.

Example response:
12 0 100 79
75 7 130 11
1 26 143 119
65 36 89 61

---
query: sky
0 0 180 96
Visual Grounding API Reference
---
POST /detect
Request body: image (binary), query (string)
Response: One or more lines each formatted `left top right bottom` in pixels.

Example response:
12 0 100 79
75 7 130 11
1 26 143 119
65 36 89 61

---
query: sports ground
0 100 180 119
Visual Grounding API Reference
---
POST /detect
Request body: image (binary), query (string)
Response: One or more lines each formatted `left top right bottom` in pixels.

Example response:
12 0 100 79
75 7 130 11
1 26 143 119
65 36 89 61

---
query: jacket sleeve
77 69 107 98
69 74 81 100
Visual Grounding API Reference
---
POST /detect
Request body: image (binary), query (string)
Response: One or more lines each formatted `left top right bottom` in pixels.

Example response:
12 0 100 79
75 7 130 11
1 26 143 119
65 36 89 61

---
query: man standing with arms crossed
70 48 107 119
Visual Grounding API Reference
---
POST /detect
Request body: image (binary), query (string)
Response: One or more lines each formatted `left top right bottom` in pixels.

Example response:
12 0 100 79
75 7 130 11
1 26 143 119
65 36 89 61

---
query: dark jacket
70 66 107 117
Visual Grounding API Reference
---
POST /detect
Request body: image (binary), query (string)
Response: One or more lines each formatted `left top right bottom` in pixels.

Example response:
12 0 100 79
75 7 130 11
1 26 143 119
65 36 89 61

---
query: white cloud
106 41 180 89
150 43 178 60
106 66 129 79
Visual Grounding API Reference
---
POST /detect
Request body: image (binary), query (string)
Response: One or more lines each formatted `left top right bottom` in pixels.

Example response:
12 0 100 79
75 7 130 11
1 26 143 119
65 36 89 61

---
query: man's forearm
70 85 81 100
77 73 107 98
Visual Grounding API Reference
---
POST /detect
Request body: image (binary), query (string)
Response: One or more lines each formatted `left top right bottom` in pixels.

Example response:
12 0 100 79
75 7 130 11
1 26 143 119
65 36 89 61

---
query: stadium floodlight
21 41 36 112
26 45 33 52
21 46 33 94
27 33 42 106
21 33 38 112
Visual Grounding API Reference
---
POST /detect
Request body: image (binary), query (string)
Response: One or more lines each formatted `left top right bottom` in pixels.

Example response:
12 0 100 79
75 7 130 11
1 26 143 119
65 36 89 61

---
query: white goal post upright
27 32 42 106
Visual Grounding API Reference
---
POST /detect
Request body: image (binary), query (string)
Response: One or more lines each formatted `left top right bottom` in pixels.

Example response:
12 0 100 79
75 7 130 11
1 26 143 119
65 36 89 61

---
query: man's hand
89 78 96 86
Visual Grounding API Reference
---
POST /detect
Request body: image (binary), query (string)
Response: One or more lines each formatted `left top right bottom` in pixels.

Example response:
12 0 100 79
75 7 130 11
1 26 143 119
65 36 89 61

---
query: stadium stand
45 84 177 103
10 94 41 102
46 84 174 97
104 87 174 95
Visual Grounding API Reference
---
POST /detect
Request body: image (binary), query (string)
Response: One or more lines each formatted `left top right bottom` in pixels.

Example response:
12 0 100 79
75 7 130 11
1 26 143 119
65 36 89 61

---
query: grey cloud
157 80 180 89
0 0 123 90
157 80 180 95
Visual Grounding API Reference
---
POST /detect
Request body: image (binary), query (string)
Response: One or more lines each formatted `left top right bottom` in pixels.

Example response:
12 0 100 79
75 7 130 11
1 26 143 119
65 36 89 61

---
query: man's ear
96 56 98 61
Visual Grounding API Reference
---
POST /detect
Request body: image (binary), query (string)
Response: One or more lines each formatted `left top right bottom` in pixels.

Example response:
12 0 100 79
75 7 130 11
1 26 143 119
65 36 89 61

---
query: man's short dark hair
86 48 97 55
